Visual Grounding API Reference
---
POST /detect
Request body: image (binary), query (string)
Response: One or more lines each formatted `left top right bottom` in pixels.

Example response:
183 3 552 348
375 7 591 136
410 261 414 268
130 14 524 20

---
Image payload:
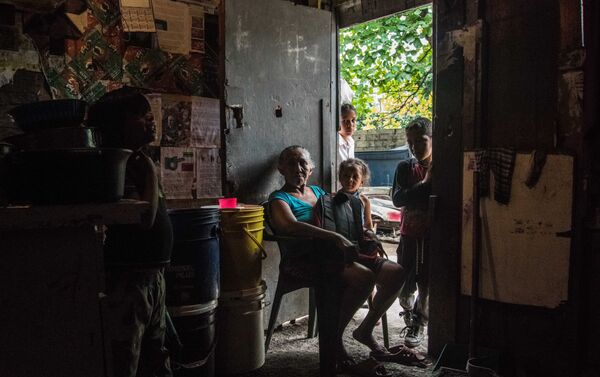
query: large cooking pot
6 127 102 151
8 99 87 131
7 148 132 205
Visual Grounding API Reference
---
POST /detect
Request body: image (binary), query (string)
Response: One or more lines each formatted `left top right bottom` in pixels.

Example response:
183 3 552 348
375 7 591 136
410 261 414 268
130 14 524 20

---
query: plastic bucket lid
169 300 218 317
219 205 263 213
220 281 267 301
169 208 220 217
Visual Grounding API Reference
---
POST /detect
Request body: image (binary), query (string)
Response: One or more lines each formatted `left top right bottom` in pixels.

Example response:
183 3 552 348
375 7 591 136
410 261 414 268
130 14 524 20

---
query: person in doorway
88 87 173 377
337 103 357 163
392 117 433 349
268 146 390 376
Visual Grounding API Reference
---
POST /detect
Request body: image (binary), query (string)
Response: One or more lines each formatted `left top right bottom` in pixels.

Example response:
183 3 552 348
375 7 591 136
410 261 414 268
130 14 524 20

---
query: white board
461 152 573 308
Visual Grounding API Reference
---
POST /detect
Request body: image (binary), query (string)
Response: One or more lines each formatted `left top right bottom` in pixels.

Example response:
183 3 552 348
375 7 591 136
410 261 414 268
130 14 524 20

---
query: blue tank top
269 185 327 222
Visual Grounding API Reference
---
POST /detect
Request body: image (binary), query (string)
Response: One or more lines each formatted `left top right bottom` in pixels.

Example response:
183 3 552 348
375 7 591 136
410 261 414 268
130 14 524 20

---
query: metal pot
6 148 132 205
6 127 102 151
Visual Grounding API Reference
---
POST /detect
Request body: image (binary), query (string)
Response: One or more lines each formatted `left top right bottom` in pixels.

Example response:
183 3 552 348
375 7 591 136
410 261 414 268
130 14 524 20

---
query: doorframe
333 1 459 356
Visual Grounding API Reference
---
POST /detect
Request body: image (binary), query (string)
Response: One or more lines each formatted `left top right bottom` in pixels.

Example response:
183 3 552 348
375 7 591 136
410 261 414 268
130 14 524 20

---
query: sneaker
404 325 424 348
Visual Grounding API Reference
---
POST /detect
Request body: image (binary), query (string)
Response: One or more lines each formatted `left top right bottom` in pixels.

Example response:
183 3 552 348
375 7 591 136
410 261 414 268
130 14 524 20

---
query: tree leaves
340 5 433 129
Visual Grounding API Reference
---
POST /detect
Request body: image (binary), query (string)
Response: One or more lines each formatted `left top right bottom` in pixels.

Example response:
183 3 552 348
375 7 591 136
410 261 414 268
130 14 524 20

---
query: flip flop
337 357 392 377
371 345 429 368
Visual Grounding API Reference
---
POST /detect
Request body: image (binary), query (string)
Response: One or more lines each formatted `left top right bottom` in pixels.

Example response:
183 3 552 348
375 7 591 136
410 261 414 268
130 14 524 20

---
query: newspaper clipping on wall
160 147 196 199
191 97 220 147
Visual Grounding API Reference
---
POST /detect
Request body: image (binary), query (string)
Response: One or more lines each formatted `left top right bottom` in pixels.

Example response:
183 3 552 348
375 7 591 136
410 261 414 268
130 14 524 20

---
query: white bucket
216 282 266 374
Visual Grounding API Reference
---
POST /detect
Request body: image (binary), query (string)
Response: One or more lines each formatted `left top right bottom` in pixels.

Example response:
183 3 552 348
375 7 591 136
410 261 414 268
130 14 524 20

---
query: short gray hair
278 145 314 169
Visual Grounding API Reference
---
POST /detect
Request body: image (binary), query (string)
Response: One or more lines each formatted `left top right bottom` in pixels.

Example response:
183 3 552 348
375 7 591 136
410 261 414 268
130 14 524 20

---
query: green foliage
340 6 433 129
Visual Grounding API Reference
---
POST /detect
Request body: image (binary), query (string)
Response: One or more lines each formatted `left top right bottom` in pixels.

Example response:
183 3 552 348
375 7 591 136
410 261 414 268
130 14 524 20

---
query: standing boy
392 117 432 348
88 87 173 377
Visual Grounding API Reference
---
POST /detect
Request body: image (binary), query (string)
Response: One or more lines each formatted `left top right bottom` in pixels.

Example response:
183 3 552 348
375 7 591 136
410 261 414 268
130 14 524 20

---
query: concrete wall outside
353 129 407 152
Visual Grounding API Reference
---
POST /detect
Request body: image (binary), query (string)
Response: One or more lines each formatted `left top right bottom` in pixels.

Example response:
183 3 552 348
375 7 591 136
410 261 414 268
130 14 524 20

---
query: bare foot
352 328 387 354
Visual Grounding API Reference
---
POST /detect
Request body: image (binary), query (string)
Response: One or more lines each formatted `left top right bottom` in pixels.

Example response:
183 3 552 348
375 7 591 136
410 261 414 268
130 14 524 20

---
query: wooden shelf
0 199 149 231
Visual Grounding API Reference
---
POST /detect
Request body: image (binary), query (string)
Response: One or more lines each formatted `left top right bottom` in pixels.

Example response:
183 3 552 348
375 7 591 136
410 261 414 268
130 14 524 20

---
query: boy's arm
392 160 432 208
127 153 159 229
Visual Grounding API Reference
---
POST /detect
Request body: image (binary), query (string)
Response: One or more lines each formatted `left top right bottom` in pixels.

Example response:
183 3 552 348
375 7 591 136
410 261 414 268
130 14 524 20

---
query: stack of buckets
216 204 267 375
166 208 220 377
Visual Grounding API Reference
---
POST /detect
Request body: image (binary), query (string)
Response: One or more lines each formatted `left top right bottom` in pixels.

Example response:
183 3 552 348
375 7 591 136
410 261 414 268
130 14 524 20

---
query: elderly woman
269 145 386 373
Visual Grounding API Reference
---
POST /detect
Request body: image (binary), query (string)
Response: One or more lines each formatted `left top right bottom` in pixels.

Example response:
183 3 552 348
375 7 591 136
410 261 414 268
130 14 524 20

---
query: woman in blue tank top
268 146 385 372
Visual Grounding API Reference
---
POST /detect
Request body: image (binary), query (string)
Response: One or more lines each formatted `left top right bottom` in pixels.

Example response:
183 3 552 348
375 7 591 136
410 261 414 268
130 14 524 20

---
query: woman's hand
333 234 359 264
333 233 354 249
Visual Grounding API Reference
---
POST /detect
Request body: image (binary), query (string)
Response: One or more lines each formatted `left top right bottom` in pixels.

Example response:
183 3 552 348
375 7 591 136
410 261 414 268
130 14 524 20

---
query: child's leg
412 237 430 327
136 270 171 377
353 261 404 352
104 270 153 377
398 236 418 316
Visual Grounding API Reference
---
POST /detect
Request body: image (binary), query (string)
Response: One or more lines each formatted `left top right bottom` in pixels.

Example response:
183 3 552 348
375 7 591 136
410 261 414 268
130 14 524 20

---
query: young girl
338 158 374 231
318 159 405 357
337 159 425 365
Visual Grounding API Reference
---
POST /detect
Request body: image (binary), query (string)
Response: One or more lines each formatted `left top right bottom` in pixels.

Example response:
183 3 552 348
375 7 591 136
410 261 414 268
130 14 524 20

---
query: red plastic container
218 198 237 209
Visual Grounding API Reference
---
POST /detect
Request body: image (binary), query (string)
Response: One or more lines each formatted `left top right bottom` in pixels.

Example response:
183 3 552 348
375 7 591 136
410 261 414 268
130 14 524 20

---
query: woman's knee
344 263 375 288
379 262 405 289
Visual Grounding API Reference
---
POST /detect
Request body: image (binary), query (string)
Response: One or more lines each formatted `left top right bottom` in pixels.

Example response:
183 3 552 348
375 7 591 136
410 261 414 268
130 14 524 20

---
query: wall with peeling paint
224 0 336 204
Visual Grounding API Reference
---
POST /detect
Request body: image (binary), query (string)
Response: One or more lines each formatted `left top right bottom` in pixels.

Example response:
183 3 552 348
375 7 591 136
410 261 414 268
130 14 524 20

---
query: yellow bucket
218 205 266 292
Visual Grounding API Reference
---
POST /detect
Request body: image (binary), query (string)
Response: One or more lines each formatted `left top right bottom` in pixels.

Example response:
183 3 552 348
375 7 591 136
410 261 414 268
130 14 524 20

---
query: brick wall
354 129 407 151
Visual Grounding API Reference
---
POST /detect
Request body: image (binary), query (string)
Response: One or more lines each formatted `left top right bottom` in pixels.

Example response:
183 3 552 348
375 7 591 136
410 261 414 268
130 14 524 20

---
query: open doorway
337 4 434 355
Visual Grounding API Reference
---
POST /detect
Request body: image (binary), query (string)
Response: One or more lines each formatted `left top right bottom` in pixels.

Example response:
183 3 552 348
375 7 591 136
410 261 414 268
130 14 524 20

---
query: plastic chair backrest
260 200 314 263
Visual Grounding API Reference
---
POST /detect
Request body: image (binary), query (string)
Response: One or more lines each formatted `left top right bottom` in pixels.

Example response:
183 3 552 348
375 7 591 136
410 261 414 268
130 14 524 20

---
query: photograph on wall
160 147 196 199
191 97 220 147
161 95 192 147
195 147 221 198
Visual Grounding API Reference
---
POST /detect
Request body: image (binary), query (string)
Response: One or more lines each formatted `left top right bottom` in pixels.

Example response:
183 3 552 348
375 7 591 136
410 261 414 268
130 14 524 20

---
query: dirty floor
242 243 434 377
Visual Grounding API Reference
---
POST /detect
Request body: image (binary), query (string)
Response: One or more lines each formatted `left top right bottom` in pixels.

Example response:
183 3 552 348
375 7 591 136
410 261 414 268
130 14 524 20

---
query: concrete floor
245 242 435 377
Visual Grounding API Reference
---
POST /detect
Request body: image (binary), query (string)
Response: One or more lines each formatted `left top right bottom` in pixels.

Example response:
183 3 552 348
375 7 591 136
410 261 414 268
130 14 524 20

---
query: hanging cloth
474 147 517 205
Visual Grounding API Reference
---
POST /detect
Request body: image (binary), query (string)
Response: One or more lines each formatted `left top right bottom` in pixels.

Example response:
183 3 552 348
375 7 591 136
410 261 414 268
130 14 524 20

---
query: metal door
224 0 336 203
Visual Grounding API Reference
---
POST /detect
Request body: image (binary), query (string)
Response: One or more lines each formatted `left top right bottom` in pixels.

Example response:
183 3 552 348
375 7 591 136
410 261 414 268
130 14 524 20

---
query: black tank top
104 197 173 266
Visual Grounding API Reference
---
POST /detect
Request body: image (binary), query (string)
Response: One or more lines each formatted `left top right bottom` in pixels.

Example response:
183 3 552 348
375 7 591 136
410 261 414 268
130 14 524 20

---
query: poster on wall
195 147 221 198
152 0 191 55
160 147 196 199
161 95 192 147
122 47 171 87
189 5 205 54
191 97 220 147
